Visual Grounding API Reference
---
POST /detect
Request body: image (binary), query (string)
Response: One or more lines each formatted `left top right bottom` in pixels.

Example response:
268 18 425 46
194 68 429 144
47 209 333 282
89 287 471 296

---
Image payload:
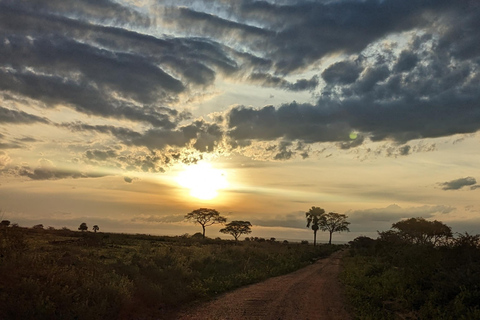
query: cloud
0 151 11 169
0 106 50 124
322 61 363 85
251 212 307 230
15 159 107 180
1 0 480 163
347 204 456 223
248 73 318 91
439 177 477 190
131 214 184 224
85 149 118 161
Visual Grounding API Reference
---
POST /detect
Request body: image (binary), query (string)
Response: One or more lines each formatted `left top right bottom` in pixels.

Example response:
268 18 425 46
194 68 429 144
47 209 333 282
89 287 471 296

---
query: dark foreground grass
341 239 480 320
0 227 340 320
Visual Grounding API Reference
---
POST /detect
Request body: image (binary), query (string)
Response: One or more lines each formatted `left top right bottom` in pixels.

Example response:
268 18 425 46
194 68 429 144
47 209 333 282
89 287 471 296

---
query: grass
0 227 340 319
341 238 480 320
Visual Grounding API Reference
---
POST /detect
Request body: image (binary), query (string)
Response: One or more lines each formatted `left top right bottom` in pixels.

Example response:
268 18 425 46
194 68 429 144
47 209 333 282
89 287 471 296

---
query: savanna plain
1 219 480 320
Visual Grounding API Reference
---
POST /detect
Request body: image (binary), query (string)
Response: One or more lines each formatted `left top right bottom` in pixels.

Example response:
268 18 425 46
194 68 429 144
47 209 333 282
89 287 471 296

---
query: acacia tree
220 221 252 241
384 217 452 246
78 222 88 232
306 206 325 246
185 208 226 238
93 225 99 233
319 212 350 245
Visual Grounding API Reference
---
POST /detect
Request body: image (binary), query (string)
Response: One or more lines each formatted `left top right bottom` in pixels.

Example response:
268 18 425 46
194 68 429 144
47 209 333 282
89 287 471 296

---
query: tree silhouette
0 220 10 228
306 206 325 246
220 221 252 241
319 212 350 245
78 222 88 232
380 217 452 246
185 208 226 238
93 225 99 233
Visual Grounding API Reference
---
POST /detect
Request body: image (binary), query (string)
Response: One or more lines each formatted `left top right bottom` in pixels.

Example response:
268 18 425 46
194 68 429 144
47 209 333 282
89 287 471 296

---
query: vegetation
185 208 227 238
220 221 252 241
380 217 452 246
319 212 350 245
93 225 99 233
305 206 325 246
342 217 480 319
306 207 350 245
0 225 340 320
78 222 88 232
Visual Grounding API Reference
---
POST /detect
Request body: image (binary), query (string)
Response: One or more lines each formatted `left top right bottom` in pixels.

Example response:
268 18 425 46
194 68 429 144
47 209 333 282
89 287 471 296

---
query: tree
306 206 325 246
93 225 99 233
319 212 350 245
0 220 10 228
185 208 226 238
78 222 88 232
386 217 452 246
33 224 44 229
220 221 252 241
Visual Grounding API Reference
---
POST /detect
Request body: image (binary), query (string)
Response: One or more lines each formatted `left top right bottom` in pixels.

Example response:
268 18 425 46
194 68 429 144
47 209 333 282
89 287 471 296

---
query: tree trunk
329 231 333 245
314 229 317 247
202 225 206 238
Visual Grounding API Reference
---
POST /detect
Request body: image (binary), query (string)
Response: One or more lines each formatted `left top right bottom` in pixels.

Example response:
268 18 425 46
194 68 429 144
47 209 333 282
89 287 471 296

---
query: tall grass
0 227 340 319
341 238 480 319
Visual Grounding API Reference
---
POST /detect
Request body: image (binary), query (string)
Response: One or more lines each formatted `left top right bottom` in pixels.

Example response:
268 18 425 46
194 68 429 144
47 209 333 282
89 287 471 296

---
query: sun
176 162 228 200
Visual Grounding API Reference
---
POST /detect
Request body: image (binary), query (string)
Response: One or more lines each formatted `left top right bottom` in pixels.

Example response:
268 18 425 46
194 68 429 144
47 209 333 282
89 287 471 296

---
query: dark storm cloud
237 0 456 73
227 24 480 147
322 61 363 85
3 0 149 26
0 106 50 124
1 0 480 158
393 50 419 73
227 102 352 143
0 2 237 126
439 177 477 191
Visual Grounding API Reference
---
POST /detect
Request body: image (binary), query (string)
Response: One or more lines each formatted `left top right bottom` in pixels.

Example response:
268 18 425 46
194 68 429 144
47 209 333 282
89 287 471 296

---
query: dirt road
174 250 352 320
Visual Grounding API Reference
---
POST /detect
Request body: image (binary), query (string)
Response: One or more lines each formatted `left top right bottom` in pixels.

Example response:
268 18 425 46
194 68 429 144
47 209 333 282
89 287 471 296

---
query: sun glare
176 163 228 200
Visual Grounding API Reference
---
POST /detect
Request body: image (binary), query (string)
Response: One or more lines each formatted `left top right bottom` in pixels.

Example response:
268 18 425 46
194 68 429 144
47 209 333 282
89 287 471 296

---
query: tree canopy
185 208 226 238
319 212 350 245
380 217 452 246
78 222 88 232
306 206 325 246
220 221 252 241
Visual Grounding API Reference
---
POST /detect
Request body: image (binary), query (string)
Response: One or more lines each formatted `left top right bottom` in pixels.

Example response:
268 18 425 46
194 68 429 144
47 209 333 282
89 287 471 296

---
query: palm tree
306 206 325 246
93 225 99 233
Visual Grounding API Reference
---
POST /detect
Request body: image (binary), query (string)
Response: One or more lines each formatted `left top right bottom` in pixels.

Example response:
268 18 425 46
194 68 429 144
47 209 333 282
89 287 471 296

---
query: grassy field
0 227 340 320
341 236 480 320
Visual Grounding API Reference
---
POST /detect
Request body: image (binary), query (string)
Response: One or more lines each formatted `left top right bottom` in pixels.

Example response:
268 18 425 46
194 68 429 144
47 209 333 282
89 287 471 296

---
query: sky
1 0 480 242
